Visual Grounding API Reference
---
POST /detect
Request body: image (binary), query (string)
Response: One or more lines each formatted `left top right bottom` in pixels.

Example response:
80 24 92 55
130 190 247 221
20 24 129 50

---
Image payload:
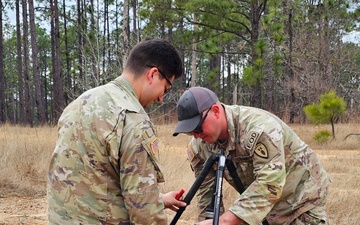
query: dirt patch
0 195 193 225
0 195 47 225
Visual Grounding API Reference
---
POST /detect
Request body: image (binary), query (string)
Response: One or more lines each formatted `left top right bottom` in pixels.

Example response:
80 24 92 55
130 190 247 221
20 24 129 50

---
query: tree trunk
102 0 108 82
16 0 25 124
122 0 130 67
77 0 84 94
249 0 264 108
115 0 120 67
191 18 197 88
106 1 110 70
29 0 46 124
177 15 186 89
132 0 138 44
22 0 33 126
282 0 296 122
226 53 232 105
0 0 5 123
209 54 221 95
89 0 99 85
63 0 71 106
331 117 335 140
51 0 64 122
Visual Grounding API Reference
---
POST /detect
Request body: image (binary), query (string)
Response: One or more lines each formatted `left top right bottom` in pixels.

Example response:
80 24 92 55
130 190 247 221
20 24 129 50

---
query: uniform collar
111 76 143 112
112 76 137 98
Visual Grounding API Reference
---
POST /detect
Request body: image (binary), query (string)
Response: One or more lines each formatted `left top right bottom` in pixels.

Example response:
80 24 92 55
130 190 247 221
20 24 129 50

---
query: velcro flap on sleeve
141 132 165 183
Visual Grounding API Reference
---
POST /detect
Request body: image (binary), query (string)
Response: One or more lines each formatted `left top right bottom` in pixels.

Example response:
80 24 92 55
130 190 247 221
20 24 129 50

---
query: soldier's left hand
162 191 187 211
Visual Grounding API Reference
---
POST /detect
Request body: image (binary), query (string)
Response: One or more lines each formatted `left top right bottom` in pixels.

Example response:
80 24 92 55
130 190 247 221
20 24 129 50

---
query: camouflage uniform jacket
47 76 167 225
187 105 331 225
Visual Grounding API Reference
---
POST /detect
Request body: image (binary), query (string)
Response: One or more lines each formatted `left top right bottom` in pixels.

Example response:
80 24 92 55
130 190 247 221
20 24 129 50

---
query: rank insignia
254 143 268 159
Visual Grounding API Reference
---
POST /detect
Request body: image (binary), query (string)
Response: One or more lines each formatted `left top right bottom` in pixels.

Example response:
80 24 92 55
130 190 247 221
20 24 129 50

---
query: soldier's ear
211 105 221 119
146 67 155 84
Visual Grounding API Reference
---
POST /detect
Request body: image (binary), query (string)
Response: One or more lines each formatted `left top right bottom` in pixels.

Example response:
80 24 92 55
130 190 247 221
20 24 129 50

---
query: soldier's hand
162 191 187 211
196 219 214 225
197 211 246 225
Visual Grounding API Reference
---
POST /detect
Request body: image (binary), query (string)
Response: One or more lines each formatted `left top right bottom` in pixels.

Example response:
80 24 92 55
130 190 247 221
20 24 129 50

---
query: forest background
0 1 360 224
0 0 359 125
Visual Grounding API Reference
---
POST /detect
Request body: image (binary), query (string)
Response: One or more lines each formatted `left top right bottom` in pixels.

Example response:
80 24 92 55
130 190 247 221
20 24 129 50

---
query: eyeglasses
147 65 173 95
186 107 211 135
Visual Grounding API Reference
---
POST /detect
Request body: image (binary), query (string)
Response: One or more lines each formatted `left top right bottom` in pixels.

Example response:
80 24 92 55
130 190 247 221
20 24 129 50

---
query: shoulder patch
246 132 260 150
150 137 158 155
187 145 195 162
254 143 268 159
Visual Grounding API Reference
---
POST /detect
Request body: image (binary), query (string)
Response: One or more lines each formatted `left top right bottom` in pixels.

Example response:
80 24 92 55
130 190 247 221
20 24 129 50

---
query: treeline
0 0 359 126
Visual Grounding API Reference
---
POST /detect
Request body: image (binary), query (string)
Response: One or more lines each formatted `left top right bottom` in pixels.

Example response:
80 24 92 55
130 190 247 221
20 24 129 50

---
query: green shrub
303 90 346 139
313 130 332 143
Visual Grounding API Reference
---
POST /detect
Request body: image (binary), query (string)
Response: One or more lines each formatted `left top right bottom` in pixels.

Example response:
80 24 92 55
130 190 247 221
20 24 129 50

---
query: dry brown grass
0 123 359 224
0 124 56 197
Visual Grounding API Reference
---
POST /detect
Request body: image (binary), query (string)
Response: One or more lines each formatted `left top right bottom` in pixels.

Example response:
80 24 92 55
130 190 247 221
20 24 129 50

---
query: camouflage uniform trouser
197 205 328 225
289 181 329 225
290 202 328 225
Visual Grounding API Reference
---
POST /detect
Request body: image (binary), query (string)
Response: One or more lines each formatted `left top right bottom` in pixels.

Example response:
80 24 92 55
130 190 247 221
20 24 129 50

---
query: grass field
0 123 359 224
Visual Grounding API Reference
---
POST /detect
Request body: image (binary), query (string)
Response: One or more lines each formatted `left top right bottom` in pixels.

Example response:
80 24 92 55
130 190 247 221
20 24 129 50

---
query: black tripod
170 149 269 225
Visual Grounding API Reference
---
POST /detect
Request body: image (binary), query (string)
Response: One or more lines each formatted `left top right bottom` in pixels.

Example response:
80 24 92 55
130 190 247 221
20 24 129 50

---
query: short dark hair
125 38 183 80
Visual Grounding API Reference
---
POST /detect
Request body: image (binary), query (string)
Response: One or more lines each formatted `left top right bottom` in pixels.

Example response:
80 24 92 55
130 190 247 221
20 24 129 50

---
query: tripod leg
169 154 219 225
225 158 245 193
211 151 227 225
204 173 217 220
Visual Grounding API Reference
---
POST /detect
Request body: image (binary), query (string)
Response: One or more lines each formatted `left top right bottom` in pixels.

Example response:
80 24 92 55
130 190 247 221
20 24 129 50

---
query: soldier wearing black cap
173 87 331 225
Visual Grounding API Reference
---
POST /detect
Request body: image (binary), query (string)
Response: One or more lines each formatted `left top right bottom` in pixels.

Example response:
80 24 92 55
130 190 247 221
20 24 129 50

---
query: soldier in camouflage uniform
173 87 331 225
47 38 186 225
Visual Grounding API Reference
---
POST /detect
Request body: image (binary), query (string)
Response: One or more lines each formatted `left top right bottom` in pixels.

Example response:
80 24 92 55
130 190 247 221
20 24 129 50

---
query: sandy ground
1 148 358 225
0 195 47 225
0 195 192 225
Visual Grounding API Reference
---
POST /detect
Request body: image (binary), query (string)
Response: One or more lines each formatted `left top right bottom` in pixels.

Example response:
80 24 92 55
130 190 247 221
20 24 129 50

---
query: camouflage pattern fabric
47 76 168 224
187 105 331 225
290 202 328 225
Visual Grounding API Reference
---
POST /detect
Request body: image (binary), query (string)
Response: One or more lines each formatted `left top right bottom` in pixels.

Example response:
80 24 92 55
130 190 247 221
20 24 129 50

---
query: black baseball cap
173 87 218 136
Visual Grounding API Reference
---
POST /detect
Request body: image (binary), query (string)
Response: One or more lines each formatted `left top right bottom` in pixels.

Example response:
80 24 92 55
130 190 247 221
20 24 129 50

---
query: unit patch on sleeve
187 145 195 162
254 143 268 159
245 132 260 150
150 137 158 155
